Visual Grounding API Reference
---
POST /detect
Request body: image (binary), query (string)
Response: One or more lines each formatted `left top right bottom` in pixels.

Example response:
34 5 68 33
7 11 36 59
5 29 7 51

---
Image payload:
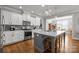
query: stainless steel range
24 30 32 40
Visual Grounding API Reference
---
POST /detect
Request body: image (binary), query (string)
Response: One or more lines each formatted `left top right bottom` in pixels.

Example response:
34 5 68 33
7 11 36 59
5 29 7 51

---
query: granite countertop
32 29 65 37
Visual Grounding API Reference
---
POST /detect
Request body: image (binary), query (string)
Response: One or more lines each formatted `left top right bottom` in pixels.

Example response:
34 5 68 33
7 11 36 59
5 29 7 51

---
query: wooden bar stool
43 37 52 53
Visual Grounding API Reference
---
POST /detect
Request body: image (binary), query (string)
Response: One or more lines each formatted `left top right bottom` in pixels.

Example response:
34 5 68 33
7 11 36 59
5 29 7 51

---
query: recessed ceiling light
49 9 52 12
45 11 49 15
41 5 45 7
19 6 22 9
31 11 34 13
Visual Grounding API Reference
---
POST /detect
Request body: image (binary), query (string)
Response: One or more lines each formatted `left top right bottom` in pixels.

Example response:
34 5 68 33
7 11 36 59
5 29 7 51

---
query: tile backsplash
4 25 22 31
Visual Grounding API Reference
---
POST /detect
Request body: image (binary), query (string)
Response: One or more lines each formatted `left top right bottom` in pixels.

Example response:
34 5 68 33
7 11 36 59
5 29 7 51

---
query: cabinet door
12 31 18 42
19 31 24 40
3 31 12 45
22 14 28 21
2 11 11 24
36 17 40 26
13 31 24 42
11 13 19 25
32 18 36 26
18 15 22 25
30 17 35 25
11 13 15 25
2 11 6 24
30 17 33 25
15 14 19 25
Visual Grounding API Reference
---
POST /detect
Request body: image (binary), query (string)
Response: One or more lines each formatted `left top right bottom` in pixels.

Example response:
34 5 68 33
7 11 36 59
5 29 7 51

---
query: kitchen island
32 29 65 53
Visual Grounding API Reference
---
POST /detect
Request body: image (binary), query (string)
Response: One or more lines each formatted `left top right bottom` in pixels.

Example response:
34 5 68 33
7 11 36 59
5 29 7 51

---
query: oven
24 30 32 39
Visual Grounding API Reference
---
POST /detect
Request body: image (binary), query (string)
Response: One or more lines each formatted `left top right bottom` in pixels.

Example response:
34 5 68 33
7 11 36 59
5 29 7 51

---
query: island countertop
32 29 65 37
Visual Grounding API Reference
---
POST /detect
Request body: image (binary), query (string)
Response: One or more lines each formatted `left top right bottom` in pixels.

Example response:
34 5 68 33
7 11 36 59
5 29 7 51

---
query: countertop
3 30 24 32
3 29 32 32
32 29 65 37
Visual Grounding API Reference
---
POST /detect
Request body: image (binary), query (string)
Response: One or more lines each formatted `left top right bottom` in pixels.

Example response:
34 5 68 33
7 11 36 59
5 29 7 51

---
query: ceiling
5 5 79 18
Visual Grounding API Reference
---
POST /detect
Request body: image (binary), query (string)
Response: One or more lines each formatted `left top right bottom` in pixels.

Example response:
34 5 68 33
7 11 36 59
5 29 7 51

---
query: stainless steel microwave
23 21 31 26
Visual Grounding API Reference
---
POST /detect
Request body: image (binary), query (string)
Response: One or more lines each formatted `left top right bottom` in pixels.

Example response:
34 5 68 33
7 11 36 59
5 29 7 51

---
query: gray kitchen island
32 29 65 53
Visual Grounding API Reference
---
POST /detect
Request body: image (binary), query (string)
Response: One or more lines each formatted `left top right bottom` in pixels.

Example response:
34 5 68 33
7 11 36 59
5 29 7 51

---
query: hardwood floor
3 34 79 53
60 34 79 53
3 39 34 53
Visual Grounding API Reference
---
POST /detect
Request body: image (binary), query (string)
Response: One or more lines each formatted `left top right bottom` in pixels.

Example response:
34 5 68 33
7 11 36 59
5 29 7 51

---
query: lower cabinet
2 31 24 45
2 31 12 45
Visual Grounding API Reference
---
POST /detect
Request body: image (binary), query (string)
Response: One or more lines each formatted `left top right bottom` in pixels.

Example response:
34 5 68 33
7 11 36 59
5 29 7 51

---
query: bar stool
43 37 52 53
55 36 61 53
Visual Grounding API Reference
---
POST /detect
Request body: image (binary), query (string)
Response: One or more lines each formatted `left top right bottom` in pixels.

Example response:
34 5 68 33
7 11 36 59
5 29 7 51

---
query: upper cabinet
2 10 11 24
11 13 19 25
2 10 23 25
22 14 34 22
11 13 23 25
35 17 40 26
30 17 41 26
1 10 41 26
22 14 28 21
30 17 36 26
18 14 23 25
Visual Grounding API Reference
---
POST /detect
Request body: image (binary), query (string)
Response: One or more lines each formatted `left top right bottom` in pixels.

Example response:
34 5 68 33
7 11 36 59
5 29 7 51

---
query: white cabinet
18 15 23 25
13 31 24 42
1 10 40 25
27 14 31 21
22 14 28 21
2 10 23 25
22 14 32 22
30 17 35 25
19 31 24 40
2 31 24 45
11 13 23 25
2 10 11 24
11 13 19 25
33 19 36 25
30 17 40 26
2 31 13 45
35 17 40 26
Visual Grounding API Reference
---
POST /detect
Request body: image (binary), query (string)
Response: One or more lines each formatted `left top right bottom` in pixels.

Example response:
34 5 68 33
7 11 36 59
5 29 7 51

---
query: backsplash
4 25 22 31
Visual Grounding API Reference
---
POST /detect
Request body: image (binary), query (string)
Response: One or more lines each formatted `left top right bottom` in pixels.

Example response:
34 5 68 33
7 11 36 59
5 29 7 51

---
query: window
57 16 72 32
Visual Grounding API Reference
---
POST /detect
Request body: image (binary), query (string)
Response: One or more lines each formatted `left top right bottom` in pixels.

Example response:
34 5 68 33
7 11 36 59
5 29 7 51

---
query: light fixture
31 11 34 13
45 11 49 15
41 5 45 7
48 9 52 12
19 6 22 9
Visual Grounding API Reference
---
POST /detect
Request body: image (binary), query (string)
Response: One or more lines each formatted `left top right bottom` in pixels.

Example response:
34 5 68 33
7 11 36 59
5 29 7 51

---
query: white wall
72 13 79 40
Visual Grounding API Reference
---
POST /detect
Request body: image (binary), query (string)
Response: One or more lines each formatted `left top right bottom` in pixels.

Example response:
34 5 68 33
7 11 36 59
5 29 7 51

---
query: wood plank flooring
60 34 79 53
3 34 79 53
3 39 34 53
